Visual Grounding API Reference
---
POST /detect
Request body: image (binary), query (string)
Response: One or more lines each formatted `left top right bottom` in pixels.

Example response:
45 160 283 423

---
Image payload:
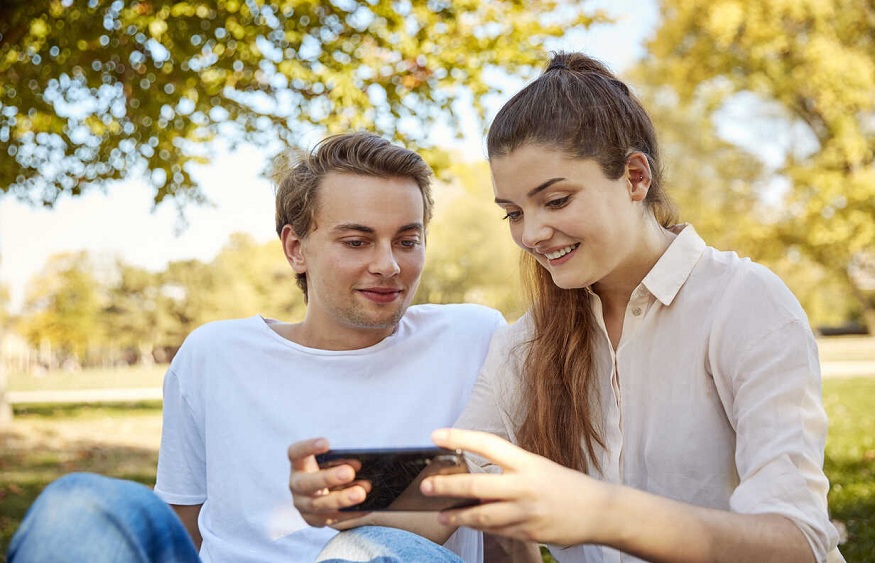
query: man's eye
399 239 421 248
344 240 366 248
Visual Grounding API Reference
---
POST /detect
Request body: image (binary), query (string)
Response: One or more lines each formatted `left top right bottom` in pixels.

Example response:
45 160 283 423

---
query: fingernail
420 479 433 495
432 429 448 442
335 466 354 480
348 488 364 502
314 438 328 449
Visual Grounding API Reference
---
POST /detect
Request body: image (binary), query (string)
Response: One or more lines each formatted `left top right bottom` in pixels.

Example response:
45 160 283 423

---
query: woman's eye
502 210 522 222
546 196 570 208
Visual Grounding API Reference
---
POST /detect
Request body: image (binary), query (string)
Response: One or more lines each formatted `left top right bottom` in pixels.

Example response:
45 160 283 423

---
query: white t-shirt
456 226 841 563
155 303 505 563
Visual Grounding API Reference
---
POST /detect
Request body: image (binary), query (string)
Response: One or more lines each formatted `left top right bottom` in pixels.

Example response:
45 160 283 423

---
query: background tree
0 282 11 425
0 0 602 207
18 251 106 368
418 159 525 319
0 0 605 421
103 262 169 365
647 0 875 330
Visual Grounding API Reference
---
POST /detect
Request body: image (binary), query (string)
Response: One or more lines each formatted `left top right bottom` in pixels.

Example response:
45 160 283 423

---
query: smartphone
315 446 480 512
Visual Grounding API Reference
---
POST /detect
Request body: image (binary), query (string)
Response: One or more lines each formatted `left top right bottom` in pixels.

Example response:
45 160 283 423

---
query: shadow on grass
0 425 160 560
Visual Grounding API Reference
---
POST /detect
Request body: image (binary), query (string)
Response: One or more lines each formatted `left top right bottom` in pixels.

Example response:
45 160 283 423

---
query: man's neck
269 321 396 351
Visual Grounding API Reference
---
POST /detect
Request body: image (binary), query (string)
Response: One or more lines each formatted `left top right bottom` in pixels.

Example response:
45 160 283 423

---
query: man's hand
287 437 373 529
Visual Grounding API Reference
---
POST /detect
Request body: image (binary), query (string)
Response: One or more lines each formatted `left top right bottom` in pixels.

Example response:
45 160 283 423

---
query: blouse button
632 307 642 316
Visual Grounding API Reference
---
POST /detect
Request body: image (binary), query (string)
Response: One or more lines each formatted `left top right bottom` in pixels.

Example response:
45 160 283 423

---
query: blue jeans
317 526 464 563
7 472 200 563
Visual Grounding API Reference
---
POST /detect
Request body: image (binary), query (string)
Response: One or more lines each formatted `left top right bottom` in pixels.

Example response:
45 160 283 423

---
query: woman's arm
425 428 815 563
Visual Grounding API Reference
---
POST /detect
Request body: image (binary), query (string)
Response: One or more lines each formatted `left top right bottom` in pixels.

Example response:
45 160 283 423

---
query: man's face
283 172 426 348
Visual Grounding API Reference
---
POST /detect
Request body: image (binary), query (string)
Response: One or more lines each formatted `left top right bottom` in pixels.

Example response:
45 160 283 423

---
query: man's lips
357 287 403 303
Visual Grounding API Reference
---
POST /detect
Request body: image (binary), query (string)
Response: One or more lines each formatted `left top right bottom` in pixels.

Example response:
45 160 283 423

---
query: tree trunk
846 271 874 335
0 359 13 427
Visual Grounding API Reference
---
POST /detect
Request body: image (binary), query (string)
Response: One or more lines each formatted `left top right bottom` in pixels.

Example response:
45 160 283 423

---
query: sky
0 0 660 313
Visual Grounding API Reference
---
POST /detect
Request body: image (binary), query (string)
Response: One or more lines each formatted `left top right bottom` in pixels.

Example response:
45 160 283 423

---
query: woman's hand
423 428 615 546
287 438 372 529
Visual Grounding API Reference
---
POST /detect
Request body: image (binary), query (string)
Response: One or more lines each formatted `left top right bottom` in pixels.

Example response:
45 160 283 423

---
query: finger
288 437 330 471
431 428 531 471
290 463 357 496
293 483 368 514
422 471 524 503
437 500 530 535
330 478 372 495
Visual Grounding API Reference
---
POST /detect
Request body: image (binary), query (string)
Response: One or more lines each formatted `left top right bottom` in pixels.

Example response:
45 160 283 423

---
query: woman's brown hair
487 52 677 473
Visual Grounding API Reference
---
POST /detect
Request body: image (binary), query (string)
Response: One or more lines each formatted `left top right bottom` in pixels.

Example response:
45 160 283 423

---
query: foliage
17 251 106 366
628 66 769 256
647 0 875 329
418 159 525 319
0 0 602 208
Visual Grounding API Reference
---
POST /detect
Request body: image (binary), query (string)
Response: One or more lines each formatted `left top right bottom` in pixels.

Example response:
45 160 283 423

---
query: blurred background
0 0 873 560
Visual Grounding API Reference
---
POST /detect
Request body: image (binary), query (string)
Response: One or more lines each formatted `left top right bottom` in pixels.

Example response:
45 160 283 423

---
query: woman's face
490 145 651 292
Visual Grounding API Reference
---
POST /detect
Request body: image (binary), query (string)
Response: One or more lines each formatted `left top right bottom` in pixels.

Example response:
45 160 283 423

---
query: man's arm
171 504 203 551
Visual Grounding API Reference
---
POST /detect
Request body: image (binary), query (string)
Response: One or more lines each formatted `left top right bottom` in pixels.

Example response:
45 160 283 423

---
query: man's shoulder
178 316 261 351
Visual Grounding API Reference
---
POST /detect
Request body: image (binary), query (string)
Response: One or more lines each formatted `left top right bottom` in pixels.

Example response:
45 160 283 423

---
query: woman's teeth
545 244 579 260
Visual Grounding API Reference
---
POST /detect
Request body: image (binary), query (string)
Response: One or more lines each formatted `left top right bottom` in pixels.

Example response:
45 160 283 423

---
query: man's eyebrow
332 223 374 234
396 222 424 235
494 177 566 204
331 222 424 235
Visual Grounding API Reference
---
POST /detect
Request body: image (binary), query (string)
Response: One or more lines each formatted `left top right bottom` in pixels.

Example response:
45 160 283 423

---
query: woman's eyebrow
494 177 566 204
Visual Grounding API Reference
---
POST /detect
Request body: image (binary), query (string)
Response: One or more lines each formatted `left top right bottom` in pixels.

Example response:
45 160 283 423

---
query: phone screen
315 447 479 511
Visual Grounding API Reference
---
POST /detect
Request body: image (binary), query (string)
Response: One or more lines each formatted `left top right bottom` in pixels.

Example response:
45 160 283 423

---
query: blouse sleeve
453 318 530 473
709 266 839 562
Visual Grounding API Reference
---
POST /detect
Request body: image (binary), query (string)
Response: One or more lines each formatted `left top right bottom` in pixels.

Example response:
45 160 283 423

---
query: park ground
1 336 874 562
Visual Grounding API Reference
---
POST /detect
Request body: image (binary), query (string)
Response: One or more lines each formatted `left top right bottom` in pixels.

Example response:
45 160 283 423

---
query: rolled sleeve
713 317 838 562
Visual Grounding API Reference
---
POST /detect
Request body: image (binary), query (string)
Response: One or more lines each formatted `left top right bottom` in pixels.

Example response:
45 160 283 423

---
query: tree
103 261 169 365
0 0 603 208
19 251 106 368
417 159 525 318
0 282 11 425
647 0 875 330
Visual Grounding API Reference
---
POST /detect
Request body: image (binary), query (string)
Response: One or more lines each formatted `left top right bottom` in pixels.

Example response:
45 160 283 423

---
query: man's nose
369 244 400 276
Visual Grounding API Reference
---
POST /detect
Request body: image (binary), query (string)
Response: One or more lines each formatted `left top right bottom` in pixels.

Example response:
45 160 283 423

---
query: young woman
289 52 842 563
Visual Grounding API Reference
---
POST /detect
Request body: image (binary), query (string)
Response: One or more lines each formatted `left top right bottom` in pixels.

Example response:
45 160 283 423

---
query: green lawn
6 364 166 392
1 374 873 561
822 377 875 562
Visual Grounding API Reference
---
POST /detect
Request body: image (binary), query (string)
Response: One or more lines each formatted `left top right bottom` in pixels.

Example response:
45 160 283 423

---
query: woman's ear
281 224 307 274
625 152 652 202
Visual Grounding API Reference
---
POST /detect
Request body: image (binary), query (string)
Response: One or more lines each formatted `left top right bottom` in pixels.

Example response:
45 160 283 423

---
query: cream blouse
455 225 841 563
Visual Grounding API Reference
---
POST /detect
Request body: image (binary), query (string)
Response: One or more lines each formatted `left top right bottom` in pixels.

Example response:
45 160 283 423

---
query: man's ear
625 152 652 202
281 224 307 274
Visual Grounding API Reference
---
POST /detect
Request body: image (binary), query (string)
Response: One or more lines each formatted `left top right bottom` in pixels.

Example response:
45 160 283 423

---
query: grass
1 358 873 561
5 364 166 392
822 378 875 562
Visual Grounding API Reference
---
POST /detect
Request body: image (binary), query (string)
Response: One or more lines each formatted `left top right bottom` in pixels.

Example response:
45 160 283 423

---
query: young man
7 133 505 562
